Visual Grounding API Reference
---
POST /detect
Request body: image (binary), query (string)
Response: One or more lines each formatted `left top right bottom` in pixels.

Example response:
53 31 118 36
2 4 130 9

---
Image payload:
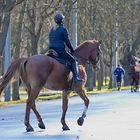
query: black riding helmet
54 13 65 24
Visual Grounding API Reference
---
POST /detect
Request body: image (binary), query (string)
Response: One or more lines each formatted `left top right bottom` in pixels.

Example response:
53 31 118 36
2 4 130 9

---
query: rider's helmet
54 13 65 24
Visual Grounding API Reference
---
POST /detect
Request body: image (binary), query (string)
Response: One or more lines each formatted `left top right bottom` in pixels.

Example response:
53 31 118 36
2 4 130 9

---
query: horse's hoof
62 125 70 131
26 126 34 132
134 89 137 92
38 121 46 129
77 117 84 126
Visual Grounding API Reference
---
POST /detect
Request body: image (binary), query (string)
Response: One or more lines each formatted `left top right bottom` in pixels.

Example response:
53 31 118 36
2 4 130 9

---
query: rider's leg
56 49 84 83
116 76 121 91
71 61 84 83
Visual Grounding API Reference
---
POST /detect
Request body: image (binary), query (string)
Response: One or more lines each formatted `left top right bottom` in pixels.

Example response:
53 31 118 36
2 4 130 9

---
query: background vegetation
0 0 140 101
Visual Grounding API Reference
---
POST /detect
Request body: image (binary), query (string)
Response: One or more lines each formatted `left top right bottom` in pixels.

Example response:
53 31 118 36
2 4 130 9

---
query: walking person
114 64 125 91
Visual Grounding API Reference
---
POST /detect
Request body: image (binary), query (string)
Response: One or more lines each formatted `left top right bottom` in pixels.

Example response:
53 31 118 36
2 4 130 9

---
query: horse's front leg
77 89 89 126
61 90 70 131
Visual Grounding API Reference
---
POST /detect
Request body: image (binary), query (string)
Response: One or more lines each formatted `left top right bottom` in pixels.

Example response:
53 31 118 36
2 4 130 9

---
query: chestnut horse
129 56 140 92
0 39 102 132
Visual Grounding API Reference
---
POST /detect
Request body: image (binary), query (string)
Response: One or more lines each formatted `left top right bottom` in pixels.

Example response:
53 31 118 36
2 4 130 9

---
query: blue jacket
49 24 74 51
114 67 125 78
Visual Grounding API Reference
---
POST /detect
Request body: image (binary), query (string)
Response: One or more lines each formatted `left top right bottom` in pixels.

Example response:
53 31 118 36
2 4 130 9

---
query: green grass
0 86 131 106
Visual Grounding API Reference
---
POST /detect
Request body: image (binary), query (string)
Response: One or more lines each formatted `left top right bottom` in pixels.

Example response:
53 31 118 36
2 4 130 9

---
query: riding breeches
51 48 76 64
50 48 84 83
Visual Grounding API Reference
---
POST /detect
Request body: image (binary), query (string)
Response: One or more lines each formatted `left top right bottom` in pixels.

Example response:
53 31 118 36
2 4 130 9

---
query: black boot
71 63 84 83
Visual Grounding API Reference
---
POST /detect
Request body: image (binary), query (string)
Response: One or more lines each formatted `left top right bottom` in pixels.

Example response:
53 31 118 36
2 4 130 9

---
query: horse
0 39 102 132
128 56 140 92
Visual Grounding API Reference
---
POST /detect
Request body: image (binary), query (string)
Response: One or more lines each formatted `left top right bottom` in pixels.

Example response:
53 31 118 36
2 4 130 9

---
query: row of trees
0 0 140 101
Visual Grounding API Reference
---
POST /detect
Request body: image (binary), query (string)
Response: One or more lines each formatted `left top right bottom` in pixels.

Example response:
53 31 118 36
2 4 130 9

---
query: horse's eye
139 60 140 63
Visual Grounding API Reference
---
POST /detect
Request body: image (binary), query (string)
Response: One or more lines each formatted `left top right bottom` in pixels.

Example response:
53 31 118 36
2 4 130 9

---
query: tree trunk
123 46 132 86
12 81 20 101
108 54 114 89
93 70 96 87
97 69 101 90
86 63 94 91
12 1 26 100
30 35 38 55
0 0 24 56
100 58 104 86
0 13 10 56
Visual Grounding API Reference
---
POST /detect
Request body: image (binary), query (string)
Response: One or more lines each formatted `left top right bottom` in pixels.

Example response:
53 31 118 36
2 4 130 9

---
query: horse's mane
75 39 98 52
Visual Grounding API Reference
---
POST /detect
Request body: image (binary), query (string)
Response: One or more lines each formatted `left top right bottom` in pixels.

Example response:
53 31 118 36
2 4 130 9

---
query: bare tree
0 0 24 56
24 0 63 55
11 0 27 101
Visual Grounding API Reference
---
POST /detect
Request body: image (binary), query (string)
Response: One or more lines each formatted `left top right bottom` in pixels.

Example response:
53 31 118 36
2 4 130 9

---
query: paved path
0 90 140 140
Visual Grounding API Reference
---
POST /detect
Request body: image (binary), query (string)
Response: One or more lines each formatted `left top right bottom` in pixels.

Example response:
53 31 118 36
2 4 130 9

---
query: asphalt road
0 90 140 140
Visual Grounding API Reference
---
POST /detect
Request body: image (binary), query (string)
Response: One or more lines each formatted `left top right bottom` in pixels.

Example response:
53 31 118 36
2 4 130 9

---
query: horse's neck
76 55 86 66
75 47 89 66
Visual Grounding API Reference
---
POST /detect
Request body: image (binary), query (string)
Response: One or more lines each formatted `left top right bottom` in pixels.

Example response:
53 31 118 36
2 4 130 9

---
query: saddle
47 49 72 69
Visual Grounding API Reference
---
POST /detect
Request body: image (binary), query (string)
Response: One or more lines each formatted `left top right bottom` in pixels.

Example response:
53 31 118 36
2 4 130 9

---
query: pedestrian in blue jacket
114 64 125 89
49 13 84 83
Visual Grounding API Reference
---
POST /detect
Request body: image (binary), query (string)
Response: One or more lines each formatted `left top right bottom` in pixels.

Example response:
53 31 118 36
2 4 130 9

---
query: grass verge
0 86 131 106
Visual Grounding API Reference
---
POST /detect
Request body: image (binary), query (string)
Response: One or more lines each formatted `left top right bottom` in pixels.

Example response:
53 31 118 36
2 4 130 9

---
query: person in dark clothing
49 13 84 83
114 64 125 90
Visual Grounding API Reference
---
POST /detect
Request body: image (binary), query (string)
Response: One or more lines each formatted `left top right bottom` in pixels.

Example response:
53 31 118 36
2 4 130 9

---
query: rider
49 12 84 83
114 64 125 87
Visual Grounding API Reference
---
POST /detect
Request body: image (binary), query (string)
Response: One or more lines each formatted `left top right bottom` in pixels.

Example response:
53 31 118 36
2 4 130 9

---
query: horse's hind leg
136 78 139 91
61 90 70 131
24 87 41 132
76 89 89 126
31 101 45 129
131 80 135 92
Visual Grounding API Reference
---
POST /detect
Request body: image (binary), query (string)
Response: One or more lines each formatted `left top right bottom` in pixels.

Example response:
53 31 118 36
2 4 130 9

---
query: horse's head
75 39 102 68
88 40 102 69
130 55 140 72
131 55 140 66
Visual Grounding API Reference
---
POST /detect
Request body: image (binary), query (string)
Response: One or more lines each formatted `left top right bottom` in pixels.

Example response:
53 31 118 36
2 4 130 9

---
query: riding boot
71 63 84 83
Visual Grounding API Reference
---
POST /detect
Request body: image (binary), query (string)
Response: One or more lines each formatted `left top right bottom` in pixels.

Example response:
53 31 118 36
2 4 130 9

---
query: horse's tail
0 58 26 95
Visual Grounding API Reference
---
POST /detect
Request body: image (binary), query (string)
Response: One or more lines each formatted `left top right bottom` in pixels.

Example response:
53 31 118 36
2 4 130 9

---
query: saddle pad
47 54 71 69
